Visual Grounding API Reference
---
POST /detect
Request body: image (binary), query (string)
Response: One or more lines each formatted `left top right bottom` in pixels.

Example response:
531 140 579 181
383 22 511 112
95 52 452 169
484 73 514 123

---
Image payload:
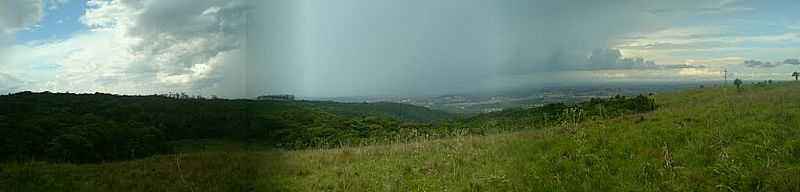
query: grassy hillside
271 82 800 191
4 82 800 191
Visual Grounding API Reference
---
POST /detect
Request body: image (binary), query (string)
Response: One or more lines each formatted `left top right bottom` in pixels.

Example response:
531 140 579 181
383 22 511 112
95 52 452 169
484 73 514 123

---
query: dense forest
0 91 655 163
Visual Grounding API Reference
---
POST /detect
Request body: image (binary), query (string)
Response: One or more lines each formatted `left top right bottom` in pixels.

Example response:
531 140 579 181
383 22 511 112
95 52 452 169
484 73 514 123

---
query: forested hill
0 91 454 122
0 91 453 163
0 91 655 164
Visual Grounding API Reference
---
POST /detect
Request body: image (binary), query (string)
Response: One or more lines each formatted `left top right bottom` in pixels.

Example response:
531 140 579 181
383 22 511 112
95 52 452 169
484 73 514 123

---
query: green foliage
263 82 800 191
0 92 455 163
460 94 656 132
0 152 282 192
0 91 655 163
734 78 743 88
5 83 800 191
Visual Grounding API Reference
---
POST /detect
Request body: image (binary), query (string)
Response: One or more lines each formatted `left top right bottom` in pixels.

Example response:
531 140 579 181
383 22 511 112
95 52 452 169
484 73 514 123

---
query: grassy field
4 82 800 191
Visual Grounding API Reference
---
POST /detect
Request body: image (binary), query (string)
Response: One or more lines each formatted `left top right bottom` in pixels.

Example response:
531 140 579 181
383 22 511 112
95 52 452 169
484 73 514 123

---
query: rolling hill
0 92 455 162
3 82 800 191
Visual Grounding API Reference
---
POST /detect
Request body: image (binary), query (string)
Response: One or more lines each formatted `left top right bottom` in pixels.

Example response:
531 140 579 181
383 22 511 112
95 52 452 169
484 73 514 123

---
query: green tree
793 72 799 80
734 78 743 89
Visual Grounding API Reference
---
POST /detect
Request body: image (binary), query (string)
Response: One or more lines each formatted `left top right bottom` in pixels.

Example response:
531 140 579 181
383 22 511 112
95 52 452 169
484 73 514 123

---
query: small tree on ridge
734 78 743 89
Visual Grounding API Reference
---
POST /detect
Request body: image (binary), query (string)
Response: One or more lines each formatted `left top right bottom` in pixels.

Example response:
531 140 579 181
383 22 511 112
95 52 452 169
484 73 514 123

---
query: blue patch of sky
14 0 87 43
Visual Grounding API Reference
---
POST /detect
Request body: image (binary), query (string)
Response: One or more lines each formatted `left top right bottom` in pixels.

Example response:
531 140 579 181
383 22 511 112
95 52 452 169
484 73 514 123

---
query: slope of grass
0 151 290 192
4 82 800 191
274 82 800 191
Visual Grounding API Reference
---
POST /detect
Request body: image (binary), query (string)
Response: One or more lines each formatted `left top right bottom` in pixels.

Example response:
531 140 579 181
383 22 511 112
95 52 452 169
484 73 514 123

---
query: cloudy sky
1 0 799 98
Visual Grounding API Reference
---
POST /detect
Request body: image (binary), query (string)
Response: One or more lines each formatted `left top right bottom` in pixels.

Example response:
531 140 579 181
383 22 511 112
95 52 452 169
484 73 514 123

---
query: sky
1 0 799 98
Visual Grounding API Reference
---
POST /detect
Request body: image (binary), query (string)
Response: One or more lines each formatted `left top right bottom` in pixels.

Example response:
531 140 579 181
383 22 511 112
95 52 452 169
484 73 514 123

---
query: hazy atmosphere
2 0 799 98
5 1 800 191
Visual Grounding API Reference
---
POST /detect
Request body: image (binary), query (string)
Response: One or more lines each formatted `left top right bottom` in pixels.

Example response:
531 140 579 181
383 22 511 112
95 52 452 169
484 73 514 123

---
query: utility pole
723 69 728 85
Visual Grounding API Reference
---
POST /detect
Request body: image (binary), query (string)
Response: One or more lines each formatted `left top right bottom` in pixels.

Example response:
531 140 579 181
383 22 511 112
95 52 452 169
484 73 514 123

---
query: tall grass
274 82 800 191
4 82 800 191
1 151 290 192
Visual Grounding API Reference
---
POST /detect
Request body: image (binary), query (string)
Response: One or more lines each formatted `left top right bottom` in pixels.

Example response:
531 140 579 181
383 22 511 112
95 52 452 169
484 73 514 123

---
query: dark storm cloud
246 0 730 97
493 0 649 74
589 49 623 69
743 58 800 68
784 58 800 65
248 0 496 97
553 48 664 71
245 0 306 97
491 0 740 74
744 60 783 68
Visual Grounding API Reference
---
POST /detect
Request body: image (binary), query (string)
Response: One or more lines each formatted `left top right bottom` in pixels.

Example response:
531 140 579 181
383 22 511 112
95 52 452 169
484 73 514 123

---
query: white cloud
2 0 248 97
684 57 746 66
588 68 722 82
678 68 717 77
618 23 800 70
3 31 132 92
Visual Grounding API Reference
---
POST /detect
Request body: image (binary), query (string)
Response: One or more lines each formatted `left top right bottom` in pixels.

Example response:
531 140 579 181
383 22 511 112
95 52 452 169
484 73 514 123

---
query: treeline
460 94 656 132
0 92 260 163
0 92 450 163
0 92 655 163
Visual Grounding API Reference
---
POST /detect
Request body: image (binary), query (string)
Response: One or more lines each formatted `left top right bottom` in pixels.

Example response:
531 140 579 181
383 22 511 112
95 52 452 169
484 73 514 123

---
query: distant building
257 94 295 101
